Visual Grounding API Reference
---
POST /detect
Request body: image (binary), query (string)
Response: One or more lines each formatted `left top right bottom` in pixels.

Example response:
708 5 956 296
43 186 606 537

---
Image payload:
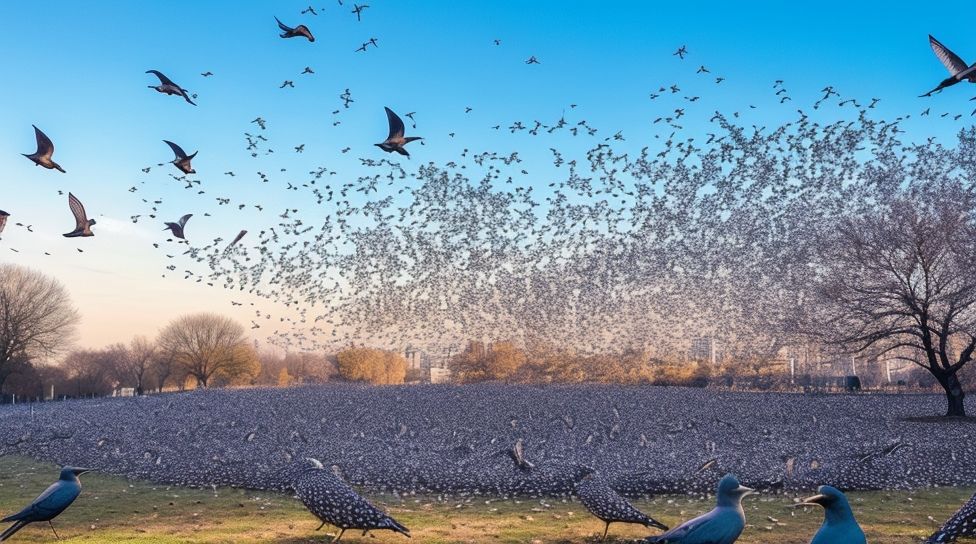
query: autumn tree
451 341 527 382
336 347 406 385
157 313 259 388
0 264 78 394
803 181 976 416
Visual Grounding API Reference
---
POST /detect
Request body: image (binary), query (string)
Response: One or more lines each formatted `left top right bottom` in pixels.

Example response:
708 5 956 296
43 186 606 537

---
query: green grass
0 455 969 543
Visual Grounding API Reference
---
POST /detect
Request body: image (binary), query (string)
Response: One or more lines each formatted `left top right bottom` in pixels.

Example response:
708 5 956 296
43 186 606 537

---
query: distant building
690 336 721 364
429 367 452 384
404 347 424 371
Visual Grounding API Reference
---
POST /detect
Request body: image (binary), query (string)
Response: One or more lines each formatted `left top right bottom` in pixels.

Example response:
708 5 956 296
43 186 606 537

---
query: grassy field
0 456 968 543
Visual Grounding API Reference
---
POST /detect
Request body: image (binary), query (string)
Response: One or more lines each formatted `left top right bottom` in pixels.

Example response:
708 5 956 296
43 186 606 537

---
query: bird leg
49 521 61 540
315 521 327 531
332 528 345 542
602 521 610 540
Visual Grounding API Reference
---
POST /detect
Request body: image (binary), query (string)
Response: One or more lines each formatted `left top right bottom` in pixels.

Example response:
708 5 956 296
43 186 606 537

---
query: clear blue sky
0 0 974 350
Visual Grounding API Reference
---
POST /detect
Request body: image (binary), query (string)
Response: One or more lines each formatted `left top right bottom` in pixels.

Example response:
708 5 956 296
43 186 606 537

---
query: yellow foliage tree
336 347 406 385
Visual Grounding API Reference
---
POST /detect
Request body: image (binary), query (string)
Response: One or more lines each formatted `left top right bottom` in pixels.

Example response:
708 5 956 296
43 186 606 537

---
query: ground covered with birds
0 456 968 543
0 386 975 498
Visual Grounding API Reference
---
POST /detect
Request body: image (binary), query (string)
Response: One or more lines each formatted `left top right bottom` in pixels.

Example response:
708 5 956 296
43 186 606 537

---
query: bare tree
805 181 976 416
157 313 256 388
0 264 78 393
111 337 156 395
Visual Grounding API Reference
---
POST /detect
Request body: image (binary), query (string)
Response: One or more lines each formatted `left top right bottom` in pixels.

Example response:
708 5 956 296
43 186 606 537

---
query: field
0 455 968 543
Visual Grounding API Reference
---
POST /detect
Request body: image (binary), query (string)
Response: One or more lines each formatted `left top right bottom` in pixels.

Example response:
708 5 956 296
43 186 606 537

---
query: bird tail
383 518 410 537
0 520 28 542
924 530 948 543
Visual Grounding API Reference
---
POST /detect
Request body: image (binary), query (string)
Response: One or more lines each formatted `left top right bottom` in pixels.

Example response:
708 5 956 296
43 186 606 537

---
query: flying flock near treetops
3 1 976 358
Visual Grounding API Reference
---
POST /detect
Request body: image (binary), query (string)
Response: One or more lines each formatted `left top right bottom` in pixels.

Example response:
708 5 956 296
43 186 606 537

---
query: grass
0 456 969 543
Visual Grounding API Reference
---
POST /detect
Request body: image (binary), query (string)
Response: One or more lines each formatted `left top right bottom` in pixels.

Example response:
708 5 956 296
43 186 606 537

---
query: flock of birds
1 387 976 541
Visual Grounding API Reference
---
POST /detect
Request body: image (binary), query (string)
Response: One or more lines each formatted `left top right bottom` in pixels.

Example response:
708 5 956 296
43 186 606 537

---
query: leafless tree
111 337 156 395
805 181 976 416
157 313 256 388
0 264 78 393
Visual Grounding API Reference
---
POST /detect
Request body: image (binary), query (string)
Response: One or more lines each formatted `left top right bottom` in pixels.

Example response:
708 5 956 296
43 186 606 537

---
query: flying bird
146 70 196 105
525 56 541 64
163 214 193 240
163 140 197 174
23 125 66 173
352 4 369 21
375 107 422 158
63 193 95 238
792 486 865 544
921 35 976 97
226 230 248 251
644 474 753 544
0 467 91 541
275 16 315 41
0 210 8 238
673 45 688 59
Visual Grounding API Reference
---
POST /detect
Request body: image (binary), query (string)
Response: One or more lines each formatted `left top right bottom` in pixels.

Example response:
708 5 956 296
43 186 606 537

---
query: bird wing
384 107 405 139
163 140 188 159
32 125 54 156
68 193 89 228
275 16 293 32
178 214 193 228
146 69 175 86
648 513 713 543
0 211 8 235
929 35 970 75
228 230 247 248
3 482 78 522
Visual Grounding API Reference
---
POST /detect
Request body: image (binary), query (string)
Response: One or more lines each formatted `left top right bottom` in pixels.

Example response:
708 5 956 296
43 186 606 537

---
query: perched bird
644 474 753 544
375 107 422 158
926 490 976 543
23 125 66 173
275 16 315 41
146 70 196 105
921 35 976 97
576 468 668 540
792 486 865 544
164 214 193 240
0 467 91 541
63 193 95 238
0 210 8 238
163 140 197 174
290 458 410 542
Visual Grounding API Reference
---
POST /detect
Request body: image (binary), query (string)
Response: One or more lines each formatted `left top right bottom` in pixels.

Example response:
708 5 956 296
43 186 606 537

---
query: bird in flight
164 214 193 240
200 71 213 77
0 467 91 541
375 107 422 158
63 193 95 238
163 140 197 174
525 56 541 64
673 45 688 59
0 210 8 239
23 125 66 173
275 16 315 41
301 5 318 15
921 35 976 97
146 70 196 105
352 3 369 21
226 229 248 251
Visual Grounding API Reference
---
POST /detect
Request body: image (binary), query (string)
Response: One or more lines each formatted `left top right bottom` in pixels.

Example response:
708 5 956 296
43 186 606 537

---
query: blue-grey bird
290 458 409 542
576 468 668 540
146 70 196 105
926 490 976 543
921 35 976 97
163 140 197 174
0 467 91 541
644 474 753 544
0 210 8 238
792 486 865 544
164 214 193 240
275 16 315 42
375 107 422 158
63 193 95 238
23 125 66 173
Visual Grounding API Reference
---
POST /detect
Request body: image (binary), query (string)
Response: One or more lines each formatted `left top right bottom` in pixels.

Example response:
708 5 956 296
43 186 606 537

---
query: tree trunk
937 371 967 417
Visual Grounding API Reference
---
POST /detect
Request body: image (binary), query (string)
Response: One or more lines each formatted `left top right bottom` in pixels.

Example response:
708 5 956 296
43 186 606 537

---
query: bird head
60 467 92 480
792 485 855 521
716 474 755 506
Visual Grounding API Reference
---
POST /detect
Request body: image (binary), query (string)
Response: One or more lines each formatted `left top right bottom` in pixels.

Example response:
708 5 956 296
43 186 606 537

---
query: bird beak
791 494 826 508
738 485 756 496
73 468 92 476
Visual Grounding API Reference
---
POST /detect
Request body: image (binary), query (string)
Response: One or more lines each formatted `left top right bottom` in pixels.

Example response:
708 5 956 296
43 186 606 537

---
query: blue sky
1 0 975 350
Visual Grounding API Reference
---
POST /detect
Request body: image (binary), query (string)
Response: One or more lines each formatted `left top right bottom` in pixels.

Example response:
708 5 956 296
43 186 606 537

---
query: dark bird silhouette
163 140 197 174
290 459 410 542
275 16 315 41
63 193 95 238
673 45 688 59
23 125 66 173
576 469 669 540
525 56 541 64
352 4 369 21
375 107 422 158
0 467 91 541
921 35 976 97
226 229 248 251
164 214 193 240
146 70 196 105
0 210 8 238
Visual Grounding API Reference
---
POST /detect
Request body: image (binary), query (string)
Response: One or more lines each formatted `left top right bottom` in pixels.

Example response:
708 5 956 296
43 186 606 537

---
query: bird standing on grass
290 458 410 542
792 486 866 544
644 474 753 544
927 490 976 543
576 467 668 540
0 466 91 541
